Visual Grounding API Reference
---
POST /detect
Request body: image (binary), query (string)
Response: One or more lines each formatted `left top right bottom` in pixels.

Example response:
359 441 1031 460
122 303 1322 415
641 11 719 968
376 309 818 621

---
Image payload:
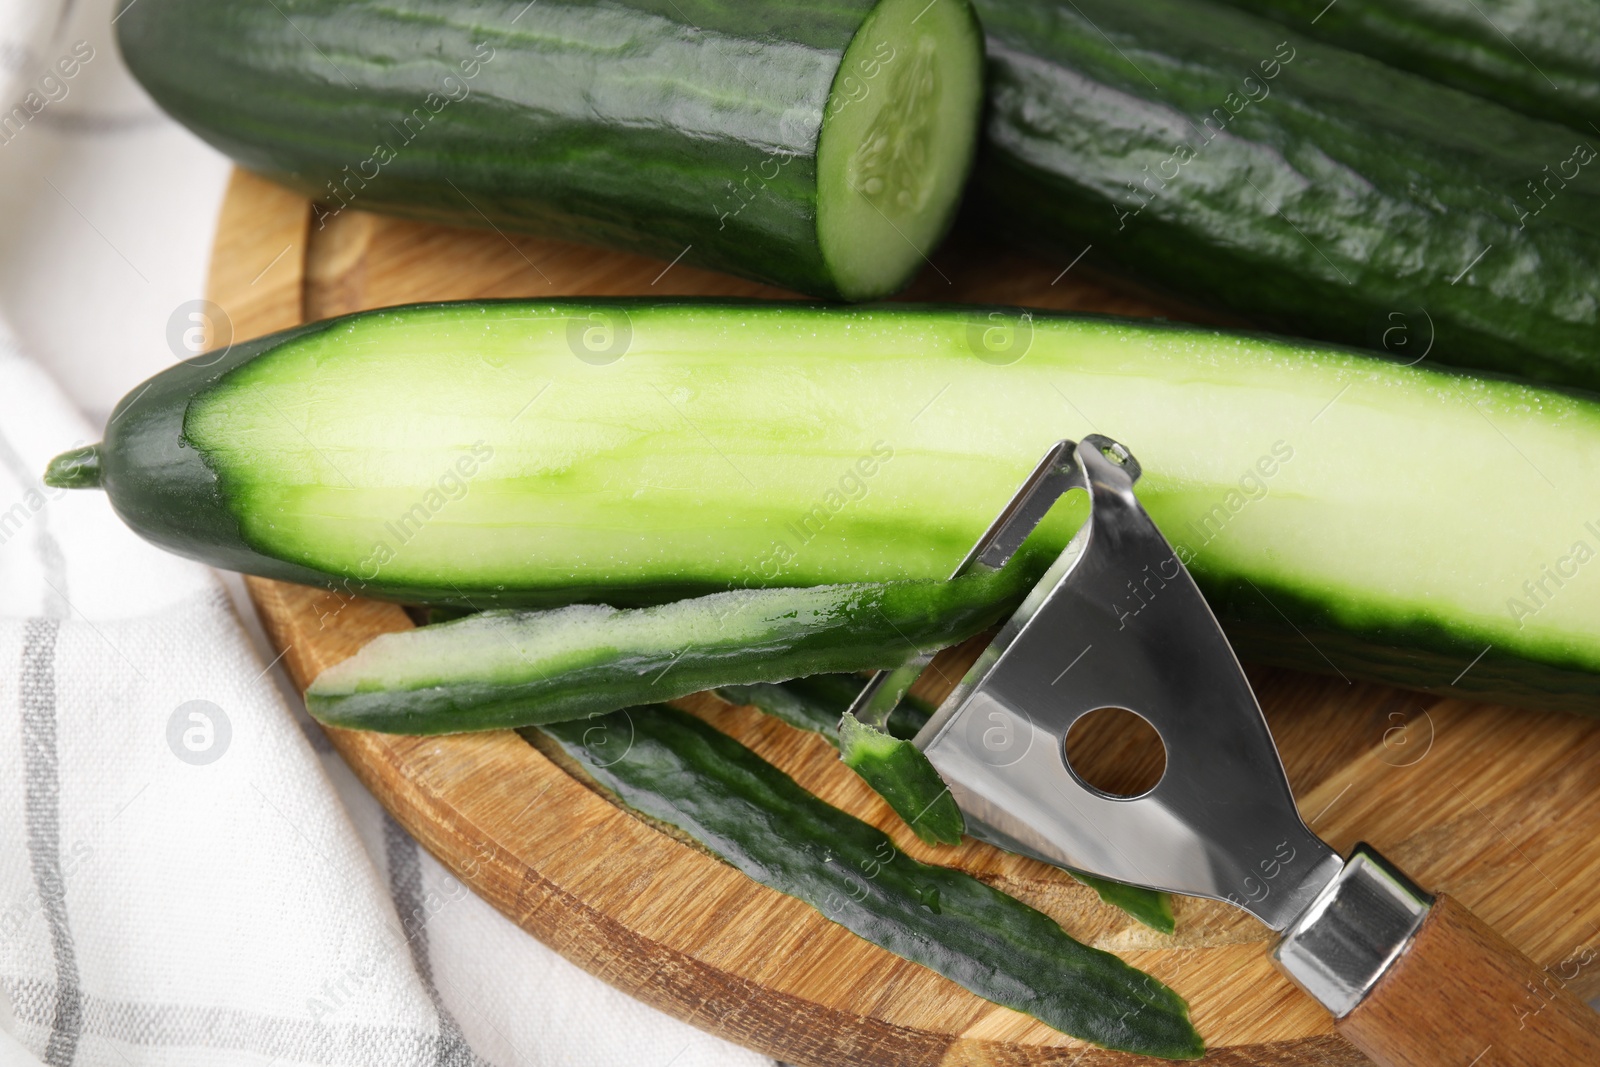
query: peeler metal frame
847 435 1432 1018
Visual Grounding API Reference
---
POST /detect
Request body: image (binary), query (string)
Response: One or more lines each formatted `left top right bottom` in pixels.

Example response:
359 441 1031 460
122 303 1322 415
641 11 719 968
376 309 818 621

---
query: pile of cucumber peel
73 0 1600 1056
539 706 1199 1060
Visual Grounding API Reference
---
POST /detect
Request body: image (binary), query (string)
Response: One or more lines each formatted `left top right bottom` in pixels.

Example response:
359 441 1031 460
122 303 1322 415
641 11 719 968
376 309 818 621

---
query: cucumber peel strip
1072 871 1176 935
838 710 965 846
723 675 1176 930
722 671 970 845
307 547 1053 734
311 539 1175 928
535 705 1203 1059
717 674 932 743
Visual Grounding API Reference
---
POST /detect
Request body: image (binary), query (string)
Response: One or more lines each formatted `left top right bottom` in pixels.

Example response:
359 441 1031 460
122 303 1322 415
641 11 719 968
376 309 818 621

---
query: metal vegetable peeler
848 435 1600 1067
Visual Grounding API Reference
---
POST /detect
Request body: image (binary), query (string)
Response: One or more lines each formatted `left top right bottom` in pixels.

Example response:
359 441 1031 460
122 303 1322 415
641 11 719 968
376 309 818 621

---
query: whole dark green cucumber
537 705 1203 1057
114 0 984 299
971 0 1600 390
44 299 1600 712
1216 0 1600 134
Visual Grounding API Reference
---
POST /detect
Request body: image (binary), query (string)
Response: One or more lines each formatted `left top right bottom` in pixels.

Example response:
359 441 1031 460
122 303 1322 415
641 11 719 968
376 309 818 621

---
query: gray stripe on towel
0 976 472 1066
20 618 82 1065
384 814 488 1067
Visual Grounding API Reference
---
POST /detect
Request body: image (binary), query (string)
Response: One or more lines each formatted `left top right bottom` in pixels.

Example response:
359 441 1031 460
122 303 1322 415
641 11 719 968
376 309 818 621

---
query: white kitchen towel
0 1 775 1066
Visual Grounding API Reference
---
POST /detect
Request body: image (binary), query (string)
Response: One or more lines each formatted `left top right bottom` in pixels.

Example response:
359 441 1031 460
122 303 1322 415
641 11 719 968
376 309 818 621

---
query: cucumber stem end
44 445 103 489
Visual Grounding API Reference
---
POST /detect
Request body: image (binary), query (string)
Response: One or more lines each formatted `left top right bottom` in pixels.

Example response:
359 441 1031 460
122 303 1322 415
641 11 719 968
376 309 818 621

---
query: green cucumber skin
1069 872 1175 936
718 674 931 743
1217 0 1600 133
726 673 1172 922
718 677 862 743
114 0 980 299
971 0 1600 391
1075 876 1177 934
306 565 1039 734
537 706 1202 1058
90 321 354 593
69 298 1600 712
838 712 966 845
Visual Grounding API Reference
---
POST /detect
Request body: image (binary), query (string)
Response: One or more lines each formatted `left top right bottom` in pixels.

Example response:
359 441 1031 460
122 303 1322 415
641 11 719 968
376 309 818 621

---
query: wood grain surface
207 168 1600 1066
1339 895 1600 1067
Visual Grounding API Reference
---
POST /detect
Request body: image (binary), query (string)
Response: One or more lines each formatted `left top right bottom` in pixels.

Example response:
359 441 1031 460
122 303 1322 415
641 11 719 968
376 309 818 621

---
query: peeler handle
1337 894 1600 1067
1274 845 1600 1067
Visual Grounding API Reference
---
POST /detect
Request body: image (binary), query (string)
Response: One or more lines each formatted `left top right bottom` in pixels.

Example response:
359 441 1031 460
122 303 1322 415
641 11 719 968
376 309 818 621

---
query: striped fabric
0 2 775 1065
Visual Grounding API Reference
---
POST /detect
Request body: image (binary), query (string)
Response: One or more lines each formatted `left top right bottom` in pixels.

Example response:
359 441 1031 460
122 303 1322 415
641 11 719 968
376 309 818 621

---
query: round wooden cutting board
208 169 1600 1066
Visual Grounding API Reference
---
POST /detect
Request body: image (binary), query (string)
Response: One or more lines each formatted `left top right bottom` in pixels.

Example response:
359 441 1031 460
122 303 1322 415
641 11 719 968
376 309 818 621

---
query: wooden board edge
205 166 1600 1065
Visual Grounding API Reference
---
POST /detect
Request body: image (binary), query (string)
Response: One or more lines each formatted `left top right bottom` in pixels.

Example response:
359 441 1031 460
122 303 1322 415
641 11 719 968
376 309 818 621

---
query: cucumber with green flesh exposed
1214 0 1600 134
114 0 983 300
536 705 1202 1058
46 299 1600 712
970 0 1600 391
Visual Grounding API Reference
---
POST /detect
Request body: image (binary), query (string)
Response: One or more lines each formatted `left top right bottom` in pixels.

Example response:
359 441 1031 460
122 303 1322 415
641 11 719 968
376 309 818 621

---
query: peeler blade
913 436 1342 930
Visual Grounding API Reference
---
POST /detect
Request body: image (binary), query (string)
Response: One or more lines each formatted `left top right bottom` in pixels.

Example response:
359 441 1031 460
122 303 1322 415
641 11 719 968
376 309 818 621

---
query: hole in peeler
1063 707 1166 799
1099 442 1129 466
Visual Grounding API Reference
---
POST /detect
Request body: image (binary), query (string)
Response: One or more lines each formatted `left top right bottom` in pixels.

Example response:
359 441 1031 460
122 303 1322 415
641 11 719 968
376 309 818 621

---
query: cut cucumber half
51 299 1600 712
818 0 985 298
